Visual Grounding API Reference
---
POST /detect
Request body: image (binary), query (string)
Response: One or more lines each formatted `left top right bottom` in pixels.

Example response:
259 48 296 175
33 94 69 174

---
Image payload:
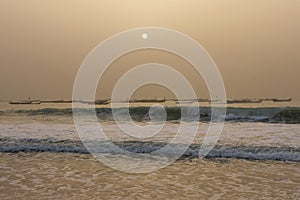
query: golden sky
0 0 299 100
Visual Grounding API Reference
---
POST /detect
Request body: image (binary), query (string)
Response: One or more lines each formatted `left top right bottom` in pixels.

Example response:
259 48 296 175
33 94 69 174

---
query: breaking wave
0 138 299 162
1 106 300 123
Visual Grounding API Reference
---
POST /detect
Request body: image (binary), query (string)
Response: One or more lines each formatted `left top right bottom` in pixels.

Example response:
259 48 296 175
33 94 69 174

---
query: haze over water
0 0 300 101
0 1 300 199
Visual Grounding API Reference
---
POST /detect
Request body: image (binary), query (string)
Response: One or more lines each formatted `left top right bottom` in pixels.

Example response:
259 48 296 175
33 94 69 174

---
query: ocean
0 101 299 199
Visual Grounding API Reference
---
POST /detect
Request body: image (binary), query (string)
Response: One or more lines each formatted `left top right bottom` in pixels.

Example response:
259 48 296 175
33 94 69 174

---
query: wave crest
1 107 300 123
0 138 299 162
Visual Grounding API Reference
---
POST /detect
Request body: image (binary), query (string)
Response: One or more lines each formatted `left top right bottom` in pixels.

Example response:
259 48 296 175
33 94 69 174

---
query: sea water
0 102 299 199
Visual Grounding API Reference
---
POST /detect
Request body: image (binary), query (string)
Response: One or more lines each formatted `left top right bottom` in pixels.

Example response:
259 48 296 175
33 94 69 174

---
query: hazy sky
0 0 299 100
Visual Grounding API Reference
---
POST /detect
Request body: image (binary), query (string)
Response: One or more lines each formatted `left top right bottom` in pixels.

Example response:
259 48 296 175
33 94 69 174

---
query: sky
0 0 299 100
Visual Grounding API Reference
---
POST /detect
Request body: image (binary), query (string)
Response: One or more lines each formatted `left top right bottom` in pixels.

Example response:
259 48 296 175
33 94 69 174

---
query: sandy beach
0 153 299 199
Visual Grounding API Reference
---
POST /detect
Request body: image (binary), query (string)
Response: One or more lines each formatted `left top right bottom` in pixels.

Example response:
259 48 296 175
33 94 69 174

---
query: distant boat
40 100 72 103
94 99 110 105
130 99 166 103
9 100 32 104
9 100 41 104
196 98 209 102
272 98 292 102
260 98 274 101
227 99 262 104
81 99 110 105
176 100 194 104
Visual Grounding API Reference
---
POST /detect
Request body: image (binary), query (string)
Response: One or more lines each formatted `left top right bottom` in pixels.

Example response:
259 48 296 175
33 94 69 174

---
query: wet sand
0 153 299 199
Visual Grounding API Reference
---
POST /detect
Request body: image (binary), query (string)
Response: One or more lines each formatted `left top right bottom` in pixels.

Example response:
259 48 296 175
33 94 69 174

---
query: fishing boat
129 98 166 103
227 99 262 104
40 100 72 103
9 100 41 104
260 98 274 101
94 99 110 105
196 98 211 102
81 99 110 105
176 100 194 104
273 98 292 102
9 100 32 104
